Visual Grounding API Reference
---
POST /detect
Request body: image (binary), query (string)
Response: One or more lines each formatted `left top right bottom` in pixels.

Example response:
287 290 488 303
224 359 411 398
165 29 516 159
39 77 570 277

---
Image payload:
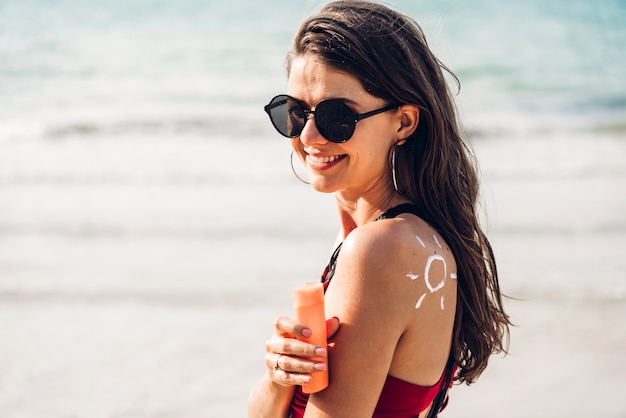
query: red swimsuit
290 369 452 417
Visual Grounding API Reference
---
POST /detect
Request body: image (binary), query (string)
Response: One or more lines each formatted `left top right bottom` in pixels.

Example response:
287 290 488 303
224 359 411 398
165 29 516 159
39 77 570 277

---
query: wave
0 171 284 186
0 289 269 308
2 108 619 144
590 120 626 135
0 222 333 241
43 116 270 140
492 223 626 237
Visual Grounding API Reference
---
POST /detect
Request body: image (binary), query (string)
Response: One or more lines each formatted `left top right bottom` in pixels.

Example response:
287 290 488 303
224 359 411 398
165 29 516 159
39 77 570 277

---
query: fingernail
314 347 327 357
314 362 327 371
301 328 312 338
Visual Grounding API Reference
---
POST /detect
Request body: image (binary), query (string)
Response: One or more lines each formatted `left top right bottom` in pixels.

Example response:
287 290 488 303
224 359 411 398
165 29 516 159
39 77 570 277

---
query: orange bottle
293 282 329 393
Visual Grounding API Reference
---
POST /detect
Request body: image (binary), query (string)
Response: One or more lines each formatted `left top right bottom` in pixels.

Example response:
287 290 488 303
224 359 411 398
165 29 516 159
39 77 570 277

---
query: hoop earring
290 150 310 185
391 143 400 193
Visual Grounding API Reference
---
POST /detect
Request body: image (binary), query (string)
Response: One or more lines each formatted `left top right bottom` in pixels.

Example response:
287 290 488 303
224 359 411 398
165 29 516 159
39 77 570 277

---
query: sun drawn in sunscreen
408 234 457 311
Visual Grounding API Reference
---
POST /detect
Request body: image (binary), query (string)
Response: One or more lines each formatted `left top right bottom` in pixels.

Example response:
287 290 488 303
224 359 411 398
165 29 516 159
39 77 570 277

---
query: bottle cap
293 282 324 307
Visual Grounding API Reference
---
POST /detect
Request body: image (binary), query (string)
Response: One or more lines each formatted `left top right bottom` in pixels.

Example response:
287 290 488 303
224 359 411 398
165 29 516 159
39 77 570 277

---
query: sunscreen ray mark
415 293 427 309
450 273 457 279
406 273 419 280
433 234 442 248
440 296 445 310
415 235 426 248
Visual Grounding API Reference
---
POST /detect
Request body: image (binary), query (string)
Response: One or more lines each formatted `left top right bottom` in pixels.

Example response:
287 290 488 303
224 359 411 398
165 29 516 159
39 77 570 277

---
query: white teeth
309 155 343 163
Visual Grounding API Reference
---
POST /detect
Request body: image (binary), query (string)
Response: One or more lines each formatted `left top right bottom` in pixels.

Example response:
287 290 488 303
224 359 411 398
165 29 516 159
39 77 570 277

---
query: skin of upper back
304 213 457 416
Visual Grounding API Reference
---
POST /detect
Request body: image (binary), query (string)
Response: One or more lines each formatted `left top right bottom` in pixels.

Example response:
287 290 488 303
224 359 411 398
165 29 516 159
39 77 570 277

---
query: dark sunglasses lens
316 100 356 143
266 96 305 138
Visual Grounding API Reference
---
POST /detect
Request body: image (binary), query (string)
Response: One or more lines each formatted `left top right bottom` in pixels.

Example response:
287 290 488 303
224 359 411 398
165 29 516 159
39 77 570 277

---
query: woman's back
298 204 457 416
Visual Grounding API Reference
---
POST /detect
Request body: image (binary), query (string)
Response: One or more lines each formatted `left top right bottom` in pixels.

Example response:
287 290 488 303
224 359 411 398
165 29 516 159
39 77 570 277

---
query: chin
309 177 339 194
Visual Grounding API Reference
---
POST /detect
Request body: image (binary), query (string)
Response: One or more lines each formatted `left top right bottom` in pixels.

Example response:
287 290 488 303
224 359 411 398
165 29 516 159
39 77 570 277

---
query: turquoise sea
1 0 625 142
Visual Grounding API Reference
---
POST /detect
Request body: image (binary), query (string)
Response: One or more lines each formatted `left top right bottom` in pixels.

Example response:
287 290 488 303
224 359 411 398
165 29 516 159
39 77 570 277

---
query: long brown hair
287 0 510 384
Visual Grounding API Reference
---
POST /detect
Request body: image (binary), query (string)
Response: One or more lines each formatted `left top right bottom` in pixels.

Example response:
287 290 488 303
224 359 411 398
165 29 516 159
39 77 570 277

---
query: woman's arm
248 374 296 418
248 317 340 417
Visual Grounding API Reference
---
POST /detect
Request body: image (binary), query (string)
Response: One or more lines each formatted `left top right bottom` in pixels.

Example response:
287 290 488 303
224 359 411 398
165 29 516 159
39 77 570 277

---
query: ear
394 104 420 145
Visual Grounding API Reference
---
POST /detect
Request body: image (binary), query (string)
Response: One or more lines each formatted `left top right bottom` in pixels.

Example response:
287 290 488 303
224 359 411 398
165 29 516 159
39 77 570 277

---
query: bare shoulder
326 214 458 324
339 214 457 286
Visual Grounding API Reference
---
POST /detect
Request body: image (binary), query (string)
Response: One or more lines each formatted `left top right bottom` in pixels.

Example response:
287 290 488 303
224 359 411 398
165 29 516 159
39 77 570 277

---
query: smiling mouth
308 154 346 164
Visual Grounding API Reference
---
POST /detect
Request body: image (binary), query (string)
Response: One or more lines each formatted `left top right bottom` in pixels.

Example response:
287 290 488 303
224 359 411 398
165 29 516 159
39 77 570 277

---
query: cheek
368 146 393 178
360 139 391 167
290 138 302 151
354 122 395 158
348 146 388 178
290 139 307 162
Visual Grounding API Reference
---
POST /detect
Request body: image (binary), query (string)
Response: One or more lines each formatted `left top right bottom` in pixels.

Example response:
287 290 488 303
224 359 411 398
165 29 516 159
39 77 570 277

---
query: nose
299 112 328 146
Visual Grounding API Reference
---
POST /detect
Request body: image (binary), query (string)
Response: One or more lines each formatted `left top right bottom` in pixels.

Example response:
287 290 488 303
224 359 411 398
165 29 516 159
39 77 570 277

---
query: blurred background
0 0 625 416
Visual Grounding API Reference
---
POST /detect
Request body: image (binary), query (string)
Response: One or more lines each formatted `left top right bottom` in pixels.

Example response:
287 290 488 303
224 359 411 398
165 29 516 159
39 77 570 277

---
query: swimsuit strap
426 357 457 418
376 203 424 221
322 203 425 284
321 243 342 284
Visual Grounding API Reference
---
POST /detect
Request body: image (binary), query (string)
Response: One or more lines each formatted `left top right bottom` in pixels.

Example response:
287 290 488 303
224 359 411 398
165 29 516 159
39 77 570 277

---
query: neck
334 190 410 239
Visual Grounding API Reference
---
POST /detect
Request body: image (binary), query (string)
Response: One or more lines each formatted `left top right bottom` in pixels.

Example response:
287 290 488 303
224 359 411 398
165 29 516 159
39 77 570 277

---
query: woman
249 1 510 416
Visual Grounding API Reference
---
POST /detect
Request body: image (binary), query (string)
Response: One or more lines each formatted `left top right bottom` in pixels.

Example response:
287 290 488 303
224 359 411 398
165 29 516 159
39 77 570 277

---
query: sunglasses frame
264 94 400 143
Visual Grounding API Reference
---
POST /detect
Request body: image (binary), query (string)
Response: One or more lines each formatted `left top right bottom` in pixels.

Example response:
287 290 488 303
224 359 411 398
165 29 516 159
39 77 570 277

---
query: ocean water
1 1 626 416
1 0 625 143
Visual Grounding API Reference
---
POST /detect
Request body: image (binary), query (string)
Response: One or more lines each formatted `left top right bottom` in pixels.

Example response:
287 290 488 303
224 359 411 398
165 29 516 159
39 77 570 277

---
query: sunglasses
264 94 400 143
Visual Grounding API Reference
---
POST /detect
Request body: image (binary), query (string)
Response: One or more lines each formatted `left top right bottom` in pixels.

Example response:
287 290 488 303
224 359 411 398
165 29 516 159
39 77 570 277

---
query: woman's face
287 56 400 198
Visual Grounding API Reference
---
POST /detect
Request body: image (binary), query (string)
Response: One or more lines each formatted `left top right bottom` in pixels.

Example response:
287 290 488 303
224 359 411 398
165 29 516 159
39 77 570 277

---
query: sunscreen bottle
293 282 328 393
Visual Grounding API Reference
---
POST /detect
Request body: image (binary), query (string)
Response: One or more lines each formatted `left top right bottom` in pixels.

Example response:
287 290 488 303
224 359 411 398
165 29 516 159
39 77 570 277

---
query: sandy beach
2 293 625 417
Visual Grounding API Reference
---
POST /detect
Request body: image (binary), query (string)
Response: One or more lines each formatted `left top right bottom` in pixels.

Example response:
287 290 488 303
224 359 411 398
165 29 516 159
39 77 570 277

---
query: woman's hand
265 316 340 387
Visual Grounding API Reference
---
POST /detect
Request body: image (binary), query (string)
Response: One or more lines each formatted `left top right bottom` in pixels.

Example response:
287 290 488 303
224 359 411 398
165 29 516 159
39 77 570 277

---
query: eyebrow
336 97 360 107
295 96 359 110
